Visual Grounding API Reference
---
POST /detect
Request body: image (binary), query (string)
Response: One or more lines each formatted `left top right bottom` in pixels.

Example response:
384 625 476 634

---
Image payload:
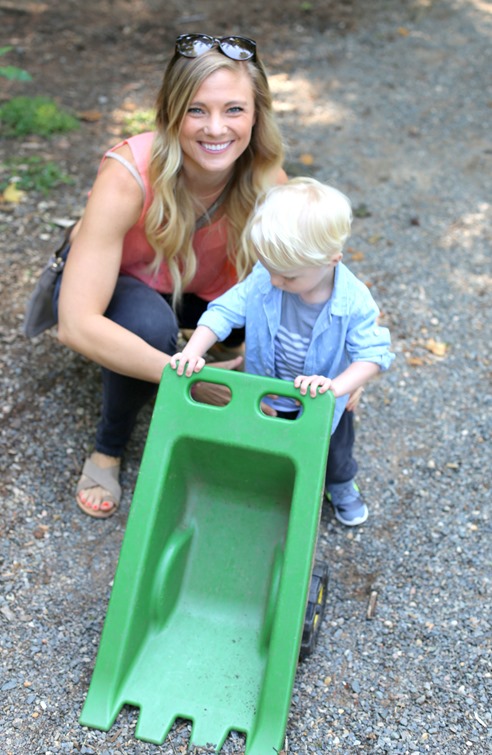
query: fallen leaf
299 153 314 165
2 183 26 204
77 109 102 122
407 356 425 367
347 247 365 261
424 338 448 357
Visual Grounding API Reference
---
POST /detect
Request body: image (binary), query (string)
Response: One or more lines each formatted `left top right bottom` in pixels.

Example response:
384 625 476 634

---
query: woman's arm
57 151 172 384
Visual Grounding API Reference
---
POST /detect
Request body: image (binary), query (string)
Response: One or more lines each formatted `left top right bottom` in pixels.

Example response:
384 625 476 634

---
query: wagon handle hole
189 381 232 406
259 393 301 420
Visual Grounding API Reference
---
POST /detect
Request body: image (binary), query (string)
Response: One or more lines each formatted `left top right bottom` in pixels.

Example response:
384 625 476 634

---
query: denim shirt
199 262 395 432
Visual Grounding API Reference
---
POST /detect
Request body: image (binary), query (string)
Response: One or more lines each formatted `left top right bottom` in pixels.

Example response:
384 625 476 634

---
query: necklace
192 181 230 204
194 183 231 230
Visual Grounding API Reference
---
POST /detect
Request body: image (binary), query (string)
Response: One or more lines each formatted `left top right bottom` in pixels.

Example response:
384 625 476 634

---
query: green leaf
0 65 33 81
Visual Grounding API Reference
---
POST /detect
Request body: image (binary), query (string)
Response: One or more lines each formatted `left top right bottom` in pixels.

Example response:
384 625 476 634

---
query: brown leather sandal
76 458 121 519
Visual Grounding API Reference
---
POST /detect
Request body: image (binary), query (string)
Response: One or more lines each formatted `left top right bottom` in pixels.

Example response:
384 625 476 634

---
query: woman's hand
187 355 243 406
294 374 333 398
207 355 243 372
346 385 364 412
260 401 277 417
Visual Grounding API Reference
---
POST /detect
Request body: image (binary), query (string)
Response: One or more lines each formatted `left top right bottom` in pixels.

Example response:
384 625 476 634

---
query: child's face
258 255 341 304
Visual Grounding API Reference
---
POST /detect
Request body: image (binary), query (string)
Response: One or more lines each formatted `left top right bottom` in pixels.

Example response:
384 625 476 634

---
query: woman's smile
199 140 233 153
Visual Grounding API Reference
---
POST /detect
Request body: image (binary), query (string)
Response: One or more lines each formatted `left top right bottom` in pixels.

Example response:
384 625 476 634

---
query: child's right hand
294 374 333 397
170 352 206 377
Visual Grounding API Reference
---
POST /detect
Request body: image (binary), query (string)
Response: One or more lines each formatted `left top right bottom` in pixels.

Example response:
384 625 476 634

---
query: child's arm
294 361 380 398
170 326 218 377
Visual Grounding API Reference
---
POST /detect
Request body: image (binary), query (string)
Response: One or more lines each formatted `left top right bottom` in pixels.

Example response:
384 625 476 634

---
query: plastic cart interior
80 366 334 754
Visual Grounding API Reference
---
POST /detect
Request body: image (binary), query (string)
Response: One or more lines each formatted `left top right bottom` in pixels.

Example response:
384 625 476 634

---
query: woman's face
179 67 256 180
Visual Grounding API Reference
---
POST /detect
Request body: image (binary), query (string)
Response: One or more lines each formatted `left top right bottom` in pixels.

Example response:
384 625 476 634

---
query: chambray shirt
199 262 395 432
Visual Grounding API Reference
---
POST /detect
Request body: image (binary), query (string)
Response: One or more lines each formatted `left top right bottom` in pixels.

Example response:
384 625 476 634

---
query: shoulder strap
106 151 226 230
105 151 146 199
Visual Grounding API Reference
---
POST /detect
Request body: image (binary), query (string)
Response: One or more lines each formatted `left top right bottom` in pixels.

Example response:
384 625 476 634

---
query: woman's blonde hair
243 177 353 270
145 49 284 307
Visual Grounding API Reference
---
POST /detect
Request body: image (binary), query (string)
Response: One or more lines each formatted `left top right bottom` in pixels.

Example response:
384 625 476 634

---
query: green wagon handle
159 365 332 448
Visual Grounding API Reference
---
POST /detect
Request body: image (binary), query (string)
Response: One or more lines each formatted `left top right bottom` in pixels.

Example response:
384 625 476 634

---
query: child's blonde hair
243 177 352 269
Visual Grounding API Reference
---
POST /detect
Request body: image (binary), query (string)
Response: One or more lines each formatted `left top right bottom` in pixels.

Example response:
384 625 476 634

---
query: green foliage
122 108 156 136
0 96 79 137
1 156 75 196
0 46 32 81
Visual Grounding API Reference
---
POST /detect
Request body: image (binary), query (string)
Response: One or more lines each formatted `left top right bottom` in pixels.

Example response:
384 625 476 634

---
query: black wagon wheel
299 561 329 660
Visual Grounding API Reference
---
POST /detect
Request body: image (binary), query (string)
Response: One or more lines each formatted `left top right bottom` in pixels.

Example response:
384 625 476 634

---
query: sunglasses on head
175 34 257 62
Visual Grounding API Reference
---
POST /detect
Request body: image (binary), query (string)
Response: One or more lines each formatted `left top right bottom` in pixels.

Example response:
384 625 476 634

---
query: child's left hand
294 374 333 397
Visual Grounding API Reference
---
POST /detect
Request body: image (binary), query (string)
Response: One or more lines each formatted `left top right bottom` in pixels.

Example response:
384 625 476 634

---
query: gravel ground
1 1 491 753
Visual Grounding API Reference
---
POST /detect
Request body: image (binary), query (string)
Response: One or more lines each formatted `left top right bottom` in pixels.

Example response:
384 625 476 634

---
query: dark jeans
325 408 358 485
53 271 244 457
277 408 357 487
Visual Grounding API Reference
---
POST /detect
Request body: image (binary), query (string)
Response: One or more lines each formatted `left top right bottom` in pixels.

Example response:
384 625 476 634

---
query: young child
171 178 394 526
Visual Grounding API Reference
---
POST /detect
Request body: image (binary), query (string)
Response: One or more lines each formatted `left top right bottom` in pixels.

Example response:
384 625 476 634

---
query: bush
0 96 79 137
1 156 75 196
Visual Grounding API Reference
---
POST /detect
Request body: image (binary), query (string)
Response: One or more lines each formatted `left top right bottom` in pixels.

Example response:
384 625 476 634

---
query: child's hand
294 374 333 398
170 352 206 377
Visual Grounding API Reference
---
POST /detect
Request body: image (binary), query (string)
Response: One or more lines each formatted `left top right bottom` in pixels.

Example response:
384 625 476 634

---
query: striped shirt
272 293 325 412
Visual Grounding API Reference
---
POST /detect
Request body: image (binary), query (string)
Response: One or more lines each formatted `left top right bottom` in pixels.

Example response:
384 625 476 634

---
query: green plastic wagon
80 365 334 753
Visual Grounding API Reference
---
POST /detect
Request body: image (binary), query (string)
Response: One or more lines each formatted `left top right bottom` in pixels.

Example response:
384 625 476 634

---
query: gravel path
1 1 491 753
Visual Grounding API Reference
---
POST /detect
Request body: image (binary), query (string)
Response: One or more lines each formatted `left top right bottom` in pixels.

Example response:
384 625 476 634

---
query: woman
55 34 287 518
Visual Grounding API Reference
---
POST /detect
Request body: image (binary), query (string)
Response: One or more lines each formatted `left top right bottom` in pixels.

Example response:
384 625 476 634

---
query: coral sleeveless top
103 131 237 301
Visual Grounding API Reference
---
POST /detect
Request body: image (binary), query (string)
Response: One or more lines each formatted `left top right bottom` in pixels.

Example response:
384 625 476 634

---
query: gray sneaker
325 480 369 527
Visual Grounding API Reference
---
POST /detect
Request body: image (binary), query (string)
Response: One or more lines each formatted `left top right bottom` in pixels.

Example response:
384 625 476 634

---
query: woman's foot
76 451 121 518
